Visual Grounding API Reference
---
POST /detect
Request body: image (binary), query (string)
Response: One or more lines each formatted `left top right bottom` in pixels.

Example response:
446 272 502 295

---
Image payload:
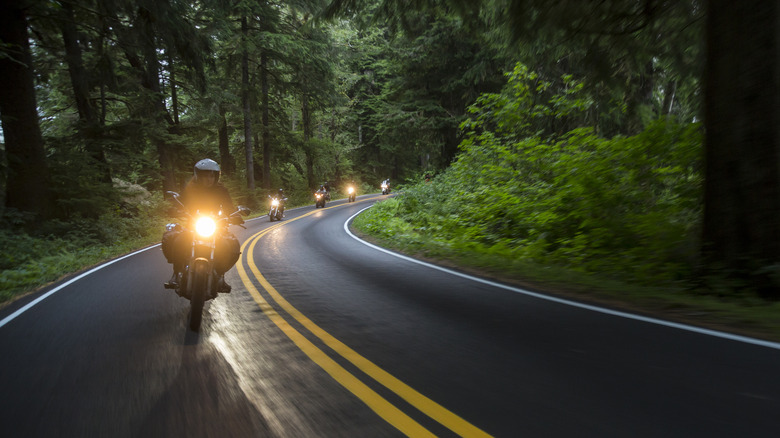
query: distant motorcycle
347 186 356 202
314 191 327 208
164 192 250 331
268 195 285 221
381 180 390 195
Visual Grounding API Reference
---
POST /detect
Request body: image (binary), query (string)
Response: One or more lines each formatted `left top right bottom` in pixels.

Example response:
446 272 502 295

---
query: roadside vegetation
353 63 780 343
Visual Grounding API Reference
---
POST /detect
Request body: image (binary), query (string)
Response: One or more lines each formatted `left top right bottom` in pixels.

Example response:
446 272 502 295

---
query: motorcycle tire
189 261 208 331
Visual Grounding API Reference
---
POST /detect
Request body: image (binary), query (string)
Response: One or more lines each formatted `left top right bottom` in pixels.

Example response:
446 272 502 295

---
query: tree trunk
331 109 342 186
60 0 112 185
261 50 271 190
703 0 780 296
169 56 179 125
302 92 315 189
253 132 263 184
241 15 255 190
662 80 677 115
217 105 235 175
130 5 177 193
0 2 51 218
626 61 655 134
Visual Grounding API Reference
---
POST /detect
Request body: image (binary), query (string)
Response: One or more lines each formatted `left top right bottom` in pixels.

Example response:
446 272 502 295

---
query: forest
1 1 779 311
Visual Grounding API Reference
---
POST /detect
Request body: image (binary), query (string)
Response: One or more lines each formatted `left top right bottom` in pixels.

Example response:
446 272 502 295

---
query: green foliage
370 63 703 284
0 189 169 303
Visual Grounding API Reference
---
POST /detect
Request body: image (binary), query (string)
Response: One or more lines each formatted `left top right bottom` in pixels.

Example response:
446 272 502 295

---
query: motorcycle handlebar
167 191 250 223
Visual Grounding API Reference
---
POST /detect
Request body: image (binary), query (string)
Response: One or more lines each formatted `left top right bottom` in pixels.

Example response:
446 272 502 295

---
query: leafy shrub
376 63 703 285
0 188 168 303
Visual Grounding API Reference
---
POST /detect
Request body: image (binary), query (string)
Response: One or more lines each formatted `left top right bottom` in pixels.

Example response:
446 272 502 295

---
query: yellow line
236 254 435 437
238 201 492 438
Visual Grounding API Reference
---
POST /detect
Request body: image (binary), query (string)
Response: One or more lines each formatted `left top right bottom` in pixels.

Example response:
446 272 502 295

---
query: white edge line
0 245 160 329
344 206 780 351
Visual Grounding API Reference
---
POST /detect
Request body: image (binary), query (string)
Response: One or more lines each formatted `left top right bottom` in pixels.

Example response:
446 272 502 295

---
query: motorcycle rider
276 188 287 217
322 181 331 200
162 158 242 293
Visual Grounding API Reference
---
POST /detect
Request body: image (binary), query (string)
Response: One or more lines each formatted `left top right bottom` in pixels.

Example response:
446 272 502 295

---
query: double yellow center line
236 199 491 437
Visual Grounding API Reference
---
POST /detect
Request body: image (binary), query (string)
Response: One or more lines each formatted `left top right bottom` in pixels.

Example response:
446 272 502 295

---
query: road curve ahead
2 193 780 437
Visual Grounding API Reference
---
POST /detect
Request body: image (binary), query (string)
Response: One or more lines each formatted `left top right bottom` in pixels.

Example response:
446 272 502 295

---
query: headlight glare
195 217 217 237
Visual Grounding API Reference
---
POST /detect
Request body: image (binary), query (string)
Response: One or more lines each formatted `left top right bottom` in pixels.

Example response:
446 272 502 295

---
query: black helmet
194 159 220 186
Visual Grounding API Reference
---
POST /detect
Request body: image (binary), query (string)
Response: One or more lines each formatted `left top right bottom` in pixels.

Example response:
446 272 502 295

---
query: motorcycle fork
186 239 217 298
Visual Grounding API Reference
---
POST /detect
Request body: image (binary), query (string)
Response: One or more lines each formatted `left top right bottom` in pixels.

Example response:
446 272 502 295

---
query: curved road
1 195 780 437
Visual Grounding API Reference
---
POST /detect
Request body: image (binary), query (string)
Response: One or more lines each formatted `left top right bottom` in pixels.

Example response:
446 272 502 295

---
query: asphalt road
1 194 780 437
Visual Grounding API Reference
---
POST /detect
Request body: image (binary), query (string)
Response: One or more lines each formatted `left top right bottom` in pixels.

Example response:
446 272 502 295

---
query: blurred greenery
351 62 780 342
0 188 169 304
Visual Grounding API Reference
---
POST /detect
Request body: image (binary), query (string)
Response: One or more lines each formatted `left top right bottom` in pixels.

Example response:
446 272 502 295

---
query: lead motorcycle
314 190 327 208
347 186 356 202
268 195 285 221
164 191 250 331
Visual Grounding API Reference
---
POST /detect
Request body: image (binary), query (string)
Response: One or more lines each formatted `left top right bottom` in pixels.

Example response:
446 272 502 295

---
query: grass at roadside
0 223 167 307
351 200 780 344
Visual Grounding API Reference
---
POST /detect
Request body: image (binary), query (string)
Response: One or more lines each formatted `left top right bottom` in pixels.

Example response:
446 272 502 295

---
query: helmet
194 159 220 186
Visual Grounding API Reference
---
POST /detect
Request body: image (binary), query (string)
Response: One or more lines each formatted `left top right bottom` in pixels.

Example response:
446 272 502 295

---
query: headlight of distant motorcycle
195 216 217 237
348 187 354 194
271 199 280 207
315 193 321 199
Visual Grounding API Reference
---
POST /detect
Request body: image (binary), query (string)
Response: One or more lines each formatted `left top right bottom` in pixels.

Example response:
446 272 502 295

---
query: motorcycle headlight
271 199 280 207
348 187 354 194
195 216 217 237
315 193 321 199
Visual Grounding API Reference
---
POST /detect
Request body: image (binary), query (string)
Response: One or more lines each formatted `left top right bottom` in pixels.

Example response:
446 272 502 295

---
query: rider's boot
217 275 232 293
164 271 179 289
164 263 183 289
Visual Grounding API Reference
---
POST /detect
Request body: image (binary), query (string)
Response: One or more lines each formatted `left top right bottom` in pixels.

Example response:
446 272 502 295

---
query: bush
372 63 704 285
0 188 169 304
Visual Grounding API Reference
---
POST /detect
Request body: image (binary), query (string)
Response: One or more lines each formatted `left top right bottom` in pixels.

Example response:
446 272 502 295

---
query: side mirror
166 191 185 210
237 206 251 216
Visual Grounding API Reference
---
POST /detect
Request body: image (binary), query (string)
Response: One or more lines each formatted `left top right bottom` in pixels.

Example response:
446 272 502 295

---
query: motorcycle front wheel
189 261 208 331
